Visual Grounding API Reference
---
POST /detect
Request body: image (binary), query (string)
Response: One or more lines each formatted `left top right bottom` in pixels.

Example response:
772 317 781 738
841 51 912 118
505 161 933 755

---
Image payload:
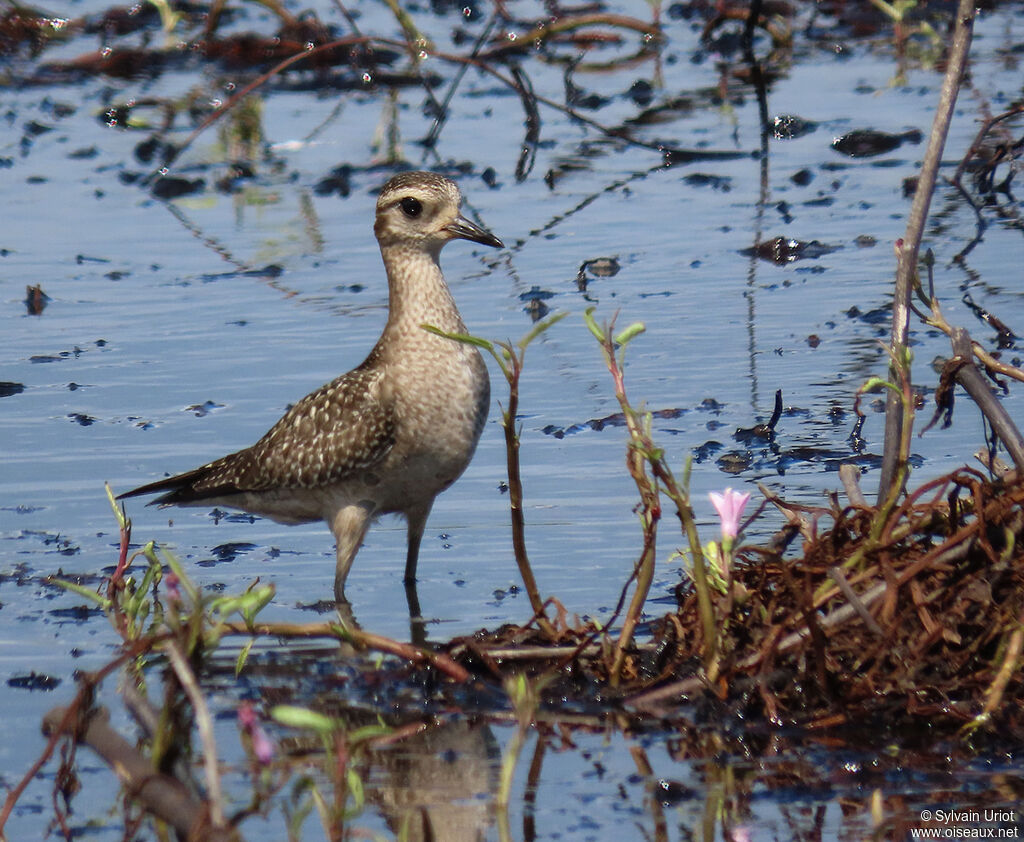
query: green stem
585 308 719 683
664 481 719 678
503 353 556 640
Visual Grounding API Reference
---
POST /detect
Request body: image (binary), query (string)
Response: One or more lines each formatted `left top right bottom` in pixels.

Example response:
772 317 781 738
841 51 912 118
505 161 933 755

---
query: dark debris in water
520 285 556 321
576 256 621 293
542 406 688 439
549 390 861 478
524 297 549 321
831 128 923 158
14 531 80 556
199 264 283 282
743 237 842 264
210 508 258 524
682 172 732 191
1 504 42 514
67 412 99 426
296 599 340 614
693 440 722 462
772 114 818 140
28 340 108 365
7 672 61 692
151 175 205 200
716 450 751 473
519 285 556 302
314 165 353 198
208 542 257 562
186 400 225 417
48 604 103 623
580 256 620 278
845 304 892 325
24 283 49 314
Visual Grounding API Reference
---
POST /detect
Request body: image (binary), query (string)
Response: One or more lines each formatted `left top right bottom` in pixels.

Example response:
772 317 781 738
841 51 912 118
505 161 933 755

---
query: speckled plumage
119 172 503 603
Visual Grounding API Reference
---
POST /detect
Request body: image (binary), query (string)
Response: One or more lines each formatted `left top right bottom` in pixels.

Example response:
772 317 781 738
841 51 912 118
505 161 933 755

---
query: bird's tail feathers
117 464 233 506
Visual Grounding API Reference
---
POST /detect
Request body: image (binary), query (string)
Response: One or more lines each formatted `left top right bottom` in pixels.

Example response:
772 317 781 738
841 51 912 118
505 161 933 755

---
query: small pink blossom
164 572 181 603
251 729 275 765
709 488 751 540
238 702 275 765
237 701 258 729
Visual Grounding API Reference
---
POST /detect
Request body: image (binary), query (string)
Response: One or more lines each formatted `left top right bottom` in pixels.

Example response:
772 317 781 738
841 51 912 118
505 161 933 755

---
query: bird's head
374 171 503 256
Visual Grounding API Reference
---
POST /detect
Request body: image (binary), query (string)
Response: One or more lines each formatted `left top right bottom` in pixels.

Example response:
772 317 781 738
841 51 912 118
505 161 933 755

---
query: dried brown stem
878 0 976 499
218 620 471 681
501 352 556 640
839 463 868 508
164 640 227 830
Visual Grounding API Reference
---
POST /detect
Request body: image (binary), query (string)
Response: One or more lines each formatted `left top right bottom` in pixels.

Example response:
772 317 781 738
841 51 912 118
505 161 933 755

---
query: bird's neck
379 245 466 336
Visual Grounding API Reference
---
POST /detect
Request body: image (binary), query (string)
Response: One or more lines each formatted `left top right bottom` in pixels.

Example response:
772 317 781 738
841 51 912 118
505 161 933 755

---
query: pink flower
251 728 275 765
709 488 751 540
237 701 257 729
238 702 275 765
164 572 181 604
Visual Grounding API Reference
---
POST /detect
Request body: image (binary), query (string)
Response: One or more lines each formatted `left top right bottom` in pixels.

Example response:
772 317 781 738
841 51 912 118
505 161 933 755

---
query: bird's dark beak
446 215 504 249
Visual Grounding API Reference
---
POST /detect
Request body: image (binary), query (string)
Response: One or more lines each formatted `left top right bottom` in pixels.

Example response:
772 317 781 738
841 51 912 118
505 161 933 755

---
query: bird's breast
385 338 489 481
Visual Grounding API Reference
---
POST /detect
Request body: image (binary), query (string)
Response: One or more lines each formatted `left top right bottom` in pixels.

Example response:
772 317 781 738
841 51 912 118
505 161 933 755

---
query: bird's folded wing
119 366 395 504
223 366 395 492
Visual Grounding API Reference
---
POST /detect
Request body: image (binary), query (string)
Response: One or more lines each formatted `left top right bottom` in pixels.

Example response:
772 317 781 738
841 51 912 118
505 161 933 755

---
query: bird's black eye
399 197 422 218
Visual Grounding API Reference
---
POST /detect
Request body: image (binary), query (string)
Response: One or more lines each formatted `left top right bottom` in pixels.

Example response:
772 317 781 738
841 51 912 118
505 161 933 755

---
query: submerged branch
947 327 1024 470
42 706 240 842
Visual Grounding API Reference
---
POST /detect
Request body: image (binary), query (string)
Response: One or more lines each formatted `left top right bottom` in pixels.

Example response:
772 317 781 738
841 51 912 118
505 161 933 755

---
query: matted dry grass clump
447 467 1024 737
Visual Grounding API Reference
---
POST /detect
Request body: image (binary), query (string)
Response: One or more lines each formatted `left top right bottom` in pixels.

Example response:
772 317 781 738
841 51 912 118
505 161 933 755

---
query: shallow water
2 0 1023 838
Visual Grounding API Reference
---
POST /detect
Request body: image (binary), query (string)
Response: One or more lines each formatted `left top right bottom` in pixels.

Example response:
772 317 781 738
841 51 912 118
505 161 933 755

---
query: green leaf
516 311 568 351
861 377 898 394
235 639 255 677
104 482 128 531
346 767 366 811
505 672 530 707
47 577 111 611
145 0 182 33
582 307 605 342
613 321 646 346
241 584 275 625
348 723 392 744
138 556 161 592
420 324 495 353
209 583 274 625
270 705 338 733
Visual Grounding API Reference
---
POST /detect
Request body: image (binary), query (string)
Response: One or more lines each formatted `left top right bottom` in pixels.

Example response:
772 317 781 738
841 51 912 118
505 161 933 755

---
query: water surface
2 0 1023 838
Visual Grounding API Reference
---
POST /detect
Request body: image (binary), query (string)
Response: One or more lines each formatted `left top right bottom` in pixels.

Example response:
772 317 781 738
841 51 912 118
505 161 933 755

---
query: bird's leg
333 600 360 634
403 503 432 638
403 503 432 585
406 582 425 644
331 503 373 604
